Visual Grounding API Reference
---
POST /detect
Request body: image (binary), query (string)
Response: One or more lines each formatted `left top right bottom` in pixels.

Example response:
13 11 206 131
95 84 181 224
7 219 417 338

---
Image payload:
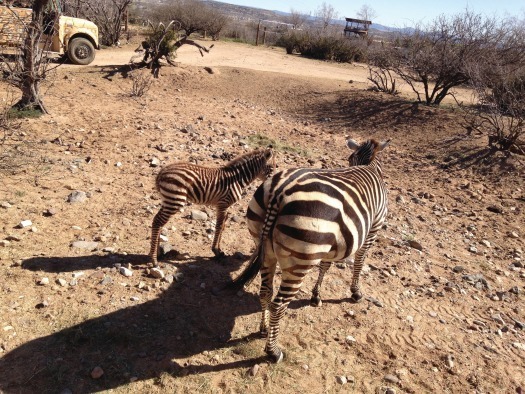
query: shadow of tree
295 90 432 133
0 254 263 393
98 63 147 80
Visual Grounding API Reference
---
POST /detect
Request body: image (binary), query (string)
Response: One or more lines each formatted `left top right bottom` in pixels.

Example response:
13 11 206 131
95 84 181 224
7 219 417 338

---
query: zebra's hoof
268 349 284 363
213 250 226 259
310 296 322 307
350 291 363 303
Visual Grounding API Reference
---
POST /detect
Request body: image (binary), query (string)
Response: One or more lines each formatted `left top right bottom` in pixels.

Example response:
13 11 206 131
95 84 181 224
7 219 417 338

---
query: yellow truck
0 1 99 65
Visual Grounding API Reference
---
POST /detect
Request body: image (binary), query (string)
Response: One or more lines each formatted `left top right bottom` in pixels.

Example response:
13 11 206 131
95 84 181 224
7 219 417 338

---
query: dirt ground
0 39 524 394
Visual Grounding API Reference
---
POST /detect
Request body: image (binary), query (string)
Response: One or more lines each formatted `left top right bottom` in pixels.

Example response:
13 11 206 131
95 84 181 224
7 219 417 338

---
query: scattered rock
249 364 259 377
345 335 356 344
100 276 112 285
35 299 49 309
67 191 87 203
1 201 12 209
163 274 174 284
462 274 489 290
0 240 10 247
159 243 172 255
71 241 99 251
336 375 347 385
384 374 400 384
119 267 133 277
452 266 465 273
365 296 383 308
150 157 160 167
395 195 405 204
486 204 503 214
18 220 32 228
38 277 49 286
509 286 520 295
150 267 165 279
407 240 423 251
513 342 525 351
481 240 491 248
43 208 57 217
231 215 243 223
190 210 208 221
508 231 519 239
56 278 68 287
91 366 104 379
445 354 455 369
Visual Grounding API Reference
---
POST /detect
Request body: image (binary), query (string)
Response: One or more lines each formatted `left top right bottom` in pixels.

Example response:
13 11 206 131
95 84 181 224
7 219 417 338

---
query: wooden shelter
344 17 372 37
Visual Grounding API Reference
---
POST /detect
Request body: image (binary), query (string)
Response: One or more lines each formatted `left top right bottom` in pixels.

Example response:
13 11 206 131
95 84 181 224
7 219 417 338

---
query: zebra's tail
213 242 265 295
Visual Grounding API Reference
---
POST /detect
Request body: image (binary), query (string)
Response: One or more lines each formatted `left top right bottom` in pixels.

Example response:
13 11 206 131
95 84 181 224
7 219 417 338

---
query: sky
218 0 525 27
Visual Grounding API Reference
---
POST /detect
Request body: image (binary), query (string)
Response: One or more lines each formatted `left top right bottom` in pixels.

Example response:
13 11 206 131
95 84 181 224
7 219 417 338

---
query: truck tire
68 37 95 65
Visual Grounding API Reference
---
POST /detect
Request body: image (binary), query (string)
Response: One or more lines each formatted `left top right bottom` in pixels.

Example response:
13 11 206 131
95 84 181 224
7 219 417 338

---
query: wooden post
255 20 260 46
124 6 128 34
262 26 267 45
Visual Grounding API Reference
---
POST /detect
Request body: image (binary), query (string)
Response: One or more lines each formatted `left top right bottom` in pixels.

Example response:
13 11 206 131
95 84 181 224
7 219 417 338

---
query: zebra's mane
224 149 266 169
352 140 377 165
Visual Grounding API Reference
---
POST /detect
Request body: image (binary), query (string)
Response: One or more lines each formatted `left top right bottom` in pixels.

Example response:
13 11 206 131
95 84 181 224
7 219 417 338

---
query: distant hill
205 1 402 32
135 0 406 33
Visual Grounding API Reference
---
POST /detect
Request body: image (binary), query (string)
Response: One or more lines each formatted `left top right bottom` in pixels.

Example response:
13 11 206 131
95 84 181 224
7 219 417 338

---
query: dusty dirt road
87 40 372 84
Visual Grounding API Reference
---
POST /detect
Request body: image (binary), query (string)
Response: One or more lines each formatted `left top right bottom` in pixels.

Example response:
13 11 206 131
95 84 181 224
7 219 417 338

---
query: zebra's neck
223 155 262 187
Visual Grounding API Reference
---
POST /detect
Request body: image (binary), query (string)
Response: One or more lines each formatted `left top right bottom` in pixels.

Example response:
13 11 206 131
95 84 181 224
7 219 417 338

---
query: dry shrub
129 69 153 97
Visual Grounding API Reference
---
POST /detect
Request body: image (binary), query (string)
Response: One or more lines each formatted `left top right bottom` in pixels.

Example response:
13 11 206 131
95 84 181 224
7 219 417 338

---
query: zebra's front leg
211 206 229 257
310 261 331 307
149 207 173 266
350 231 378 302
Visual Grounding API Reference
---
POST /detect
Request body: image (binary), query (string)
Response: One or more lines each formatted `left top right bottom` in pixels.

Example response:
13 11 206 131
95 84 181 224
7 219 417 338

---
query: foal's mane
224 149 266 168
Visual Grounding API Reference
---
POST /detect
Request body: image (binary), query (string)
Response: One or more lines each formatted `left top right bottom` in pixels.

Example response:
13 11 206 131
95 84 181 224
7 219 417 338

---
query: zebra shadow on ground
1 253 263 393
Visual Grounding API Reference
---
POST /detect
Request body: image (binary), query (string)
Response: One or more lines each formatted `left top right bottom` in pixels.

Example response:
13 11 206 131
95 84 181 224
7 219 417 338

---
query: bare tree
147 0 228 40
315 2 337 30
356 4 377 22
380 11 525 106
203 10 229 40
1 0 56 113
133 20 213 78
63 0 131 46
286 8 310 30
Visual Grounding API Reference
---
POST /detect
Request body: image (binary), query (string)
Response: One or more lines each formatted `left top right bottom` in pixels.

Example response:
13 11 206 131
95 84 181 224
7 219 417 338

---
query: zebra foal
148 147 274 265
226 139 390 362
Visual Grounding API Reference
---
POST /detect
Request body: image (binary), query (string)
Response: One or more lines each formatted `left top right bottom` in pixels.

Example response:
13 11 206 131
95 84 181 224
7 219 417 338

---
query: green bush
277 30 366 63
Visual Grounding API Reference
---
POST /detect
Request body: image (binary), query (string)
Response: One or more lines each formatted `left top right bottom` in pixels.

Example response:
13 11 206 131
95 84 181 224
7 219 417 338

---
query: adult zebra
225 138 390 363
148 147 274 265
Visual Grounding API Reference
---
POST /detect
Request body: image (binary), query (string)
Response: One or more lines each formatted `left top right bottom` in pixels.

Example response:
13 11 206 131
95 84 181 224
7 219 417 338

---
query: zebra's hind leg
259 249 277 337
211 206 229 257
350 230 379 302
149 207 172 266
264 263 309 363
310 261 331 307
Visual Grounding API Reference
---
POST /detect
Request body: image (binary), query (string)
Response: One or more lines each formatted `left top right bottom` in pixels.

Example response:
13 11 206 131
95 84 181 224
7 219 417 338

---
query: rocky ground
0 39 524 393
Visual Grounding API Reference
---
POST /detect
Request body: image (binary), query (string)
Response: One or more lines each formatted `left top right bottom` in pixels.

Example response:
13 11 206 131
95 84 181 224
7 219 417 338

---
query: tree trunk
14 0 50 113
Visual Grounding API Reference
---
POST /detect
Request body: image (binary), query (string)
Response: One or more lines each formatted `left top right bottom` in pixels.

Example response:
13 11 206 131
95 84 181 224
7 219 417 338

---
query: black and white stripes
148 147 273 264
227 139 390 362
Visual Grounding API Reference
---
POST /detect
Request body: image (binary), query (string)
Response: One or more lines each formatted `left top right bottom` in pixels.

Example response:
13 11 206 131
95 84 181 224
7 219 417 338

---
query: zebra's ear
346 139 360 150
377 139 391 151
